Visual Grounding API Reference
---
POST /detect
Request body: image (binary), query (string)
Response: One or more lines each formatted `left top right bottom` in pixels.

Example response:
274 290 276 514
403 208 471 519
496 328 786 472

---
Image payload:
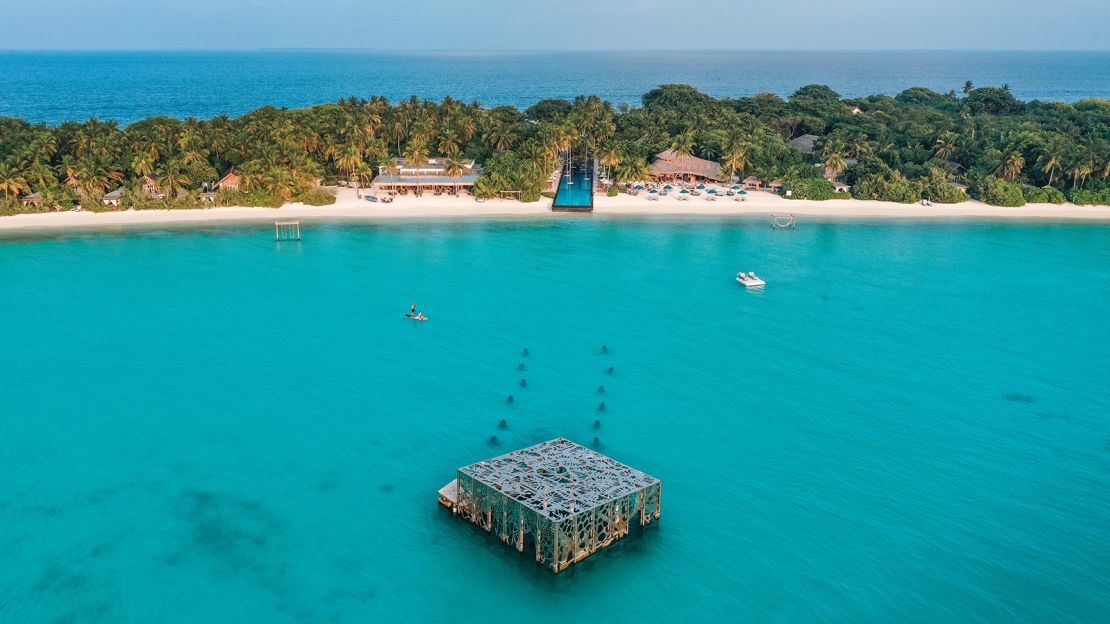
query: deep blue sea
1 50 1109 124
2 218 1109 623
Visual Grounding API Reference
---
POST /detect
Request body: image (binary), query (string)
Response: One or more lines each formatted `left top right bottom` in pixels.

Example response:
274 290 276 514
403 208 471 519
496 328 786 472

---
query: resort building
371 157 481 196
742 176 762 190
214 168 241 191
788 134 820 155
438 438 661 574
101 188 124 207
649 150 723 182
19 192 40 205
139 175 163 198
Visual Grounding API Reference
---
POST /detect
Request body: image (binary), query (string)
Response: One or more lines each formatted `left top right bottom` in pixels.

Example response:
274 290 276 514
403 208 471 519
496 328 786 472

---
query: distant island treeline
2 83 1109 213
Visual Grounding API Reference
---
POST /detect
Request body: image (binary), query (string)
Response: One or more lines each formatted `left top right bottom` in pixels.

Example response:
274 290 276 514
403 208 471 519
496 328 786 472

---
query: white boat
736 272 765 287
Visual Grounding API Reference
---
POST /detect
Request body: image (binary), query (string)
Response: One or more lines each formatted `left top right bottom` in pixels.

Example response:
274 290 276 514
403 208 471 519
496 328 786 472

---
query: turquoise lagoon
1 218 1109 622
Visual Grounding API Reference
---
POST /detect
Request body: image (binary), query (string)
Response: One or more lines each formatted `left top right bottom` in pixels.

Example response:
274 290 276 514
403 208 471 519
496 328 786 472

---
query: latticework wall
454 459 662 573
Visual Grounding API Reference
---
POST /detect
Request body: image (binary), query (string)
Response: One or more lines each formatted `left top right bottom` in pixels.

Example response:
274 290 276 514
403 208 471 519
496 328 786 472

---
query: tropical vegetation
1 84 1109 215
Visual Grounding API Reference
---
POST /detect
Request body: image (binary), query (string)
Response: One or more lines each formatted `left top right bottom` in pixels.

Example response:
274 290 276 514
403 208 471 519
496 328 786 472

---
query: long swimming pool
552 162 593 209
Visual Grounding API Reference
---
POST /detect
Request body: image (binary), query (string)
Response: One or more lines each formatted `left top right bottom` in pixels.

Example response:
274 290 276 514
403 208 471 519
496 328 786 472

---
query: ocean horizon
2 49 1109 124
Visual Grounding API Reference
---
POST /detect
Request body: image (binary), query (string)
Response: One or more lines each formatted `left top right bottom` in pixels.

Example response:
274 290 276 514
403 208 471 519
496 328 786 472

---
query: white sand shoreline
3 187 1110 233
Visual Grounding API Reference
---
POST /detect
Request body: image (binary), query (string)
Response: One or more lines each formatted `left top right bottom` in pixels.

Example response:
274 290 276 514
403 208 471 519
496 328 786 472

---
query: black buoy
522 348 529 356
593 419 601 429
488 435 500 446
598 401 606 411
598 385 606 395
498 419 508 429
601 345 609 354
506 395 514 405
519 378 528 388
517 363 526 371
606 366 614 375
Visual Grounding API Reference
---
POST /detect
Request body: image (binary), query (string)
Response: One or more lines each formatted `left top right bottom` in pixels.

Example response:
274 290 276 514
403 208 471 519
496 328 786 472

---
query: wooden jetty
438 437 661 573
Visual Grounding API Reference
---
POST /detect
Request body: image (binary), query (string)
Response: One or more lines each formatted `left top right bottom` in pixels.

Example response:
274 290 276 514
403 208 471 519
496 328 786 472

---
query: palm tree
721 145 751 178
1067 153 1095 188
1035 146 1064 188
668 132 695 157
823 151 848 177
402 139 429 167
334 144 364 185
24 161 57 190
482 121 516 152
614 158 650 183
597 145 622 181
74 158 123 196
443 155 466 177
436 129 460 157
933 132 958 161
131 154 155 177
996 151 1025 181
458 116 477 142
963 81 974 96
157 160 191 198
0 162 30 198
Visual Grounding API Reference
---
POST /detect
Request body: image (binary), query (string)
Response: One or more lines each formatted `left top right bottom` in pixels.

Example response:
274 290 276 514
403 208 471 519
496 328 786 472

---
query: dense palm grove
1 83 1109 213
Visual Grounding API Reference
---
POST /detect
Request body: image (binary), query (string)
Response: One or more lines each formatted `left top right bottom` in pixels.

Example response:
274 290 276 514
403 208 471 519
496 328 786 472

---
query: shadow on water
164 488 292 603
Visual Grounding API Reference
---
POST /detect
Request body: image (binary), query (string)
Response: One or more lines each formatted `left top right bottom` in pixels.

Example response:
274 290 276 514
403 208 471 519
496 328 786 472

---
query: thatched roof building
788 134 820 154
649 150 723 181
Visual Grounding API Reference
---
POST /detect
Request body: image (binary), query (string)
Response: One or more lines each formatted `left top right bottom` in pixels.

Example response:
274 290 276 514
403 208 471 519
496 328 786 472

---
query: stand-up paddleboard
404 313 428 321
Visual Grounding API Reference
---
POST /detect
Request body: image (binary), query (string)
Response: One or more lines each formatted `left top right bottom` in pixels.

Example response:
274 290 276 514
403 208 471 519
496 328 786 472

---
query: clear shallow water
2 50 1109 124
2 218 1110 623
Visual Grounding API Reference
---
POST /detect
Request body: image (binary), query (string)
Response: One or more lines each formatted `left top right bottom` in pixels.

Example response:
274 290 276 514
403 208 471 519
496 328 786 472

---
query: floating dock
439 437 661 573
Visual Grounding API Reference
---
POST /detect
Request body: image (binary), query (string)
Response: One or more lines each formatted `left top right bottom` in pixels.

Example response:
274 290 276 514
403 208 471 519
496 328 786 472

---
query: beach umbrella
696 184 705 189
634 184 644 189
739 190 748 195
732 185 741 189
663 184 673 190
707 188 717 194
680 189 689 194
649 188 658 194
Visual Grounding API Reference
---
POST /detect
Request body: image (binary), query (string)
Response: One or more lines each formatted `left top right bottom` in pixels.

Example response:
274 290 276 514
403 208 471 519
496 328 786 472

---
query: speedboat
736 271 766 287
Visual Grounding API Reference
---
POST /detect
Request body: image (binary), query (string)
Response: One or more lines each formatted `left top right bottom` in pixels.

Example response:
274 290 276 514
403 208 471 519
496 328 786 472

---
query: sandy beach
3 187 1110 233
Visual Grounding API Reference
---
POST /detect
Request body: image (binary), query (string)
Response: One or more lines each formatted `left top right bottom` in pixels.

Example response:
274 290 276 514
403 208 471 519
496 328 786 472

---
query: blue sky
3 0 1108 50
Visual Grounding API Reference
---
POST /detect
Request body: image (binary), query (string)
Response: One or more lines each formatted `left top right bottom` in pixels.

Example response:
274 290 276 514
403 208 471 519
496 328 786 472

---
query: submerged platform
439 438 661 573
